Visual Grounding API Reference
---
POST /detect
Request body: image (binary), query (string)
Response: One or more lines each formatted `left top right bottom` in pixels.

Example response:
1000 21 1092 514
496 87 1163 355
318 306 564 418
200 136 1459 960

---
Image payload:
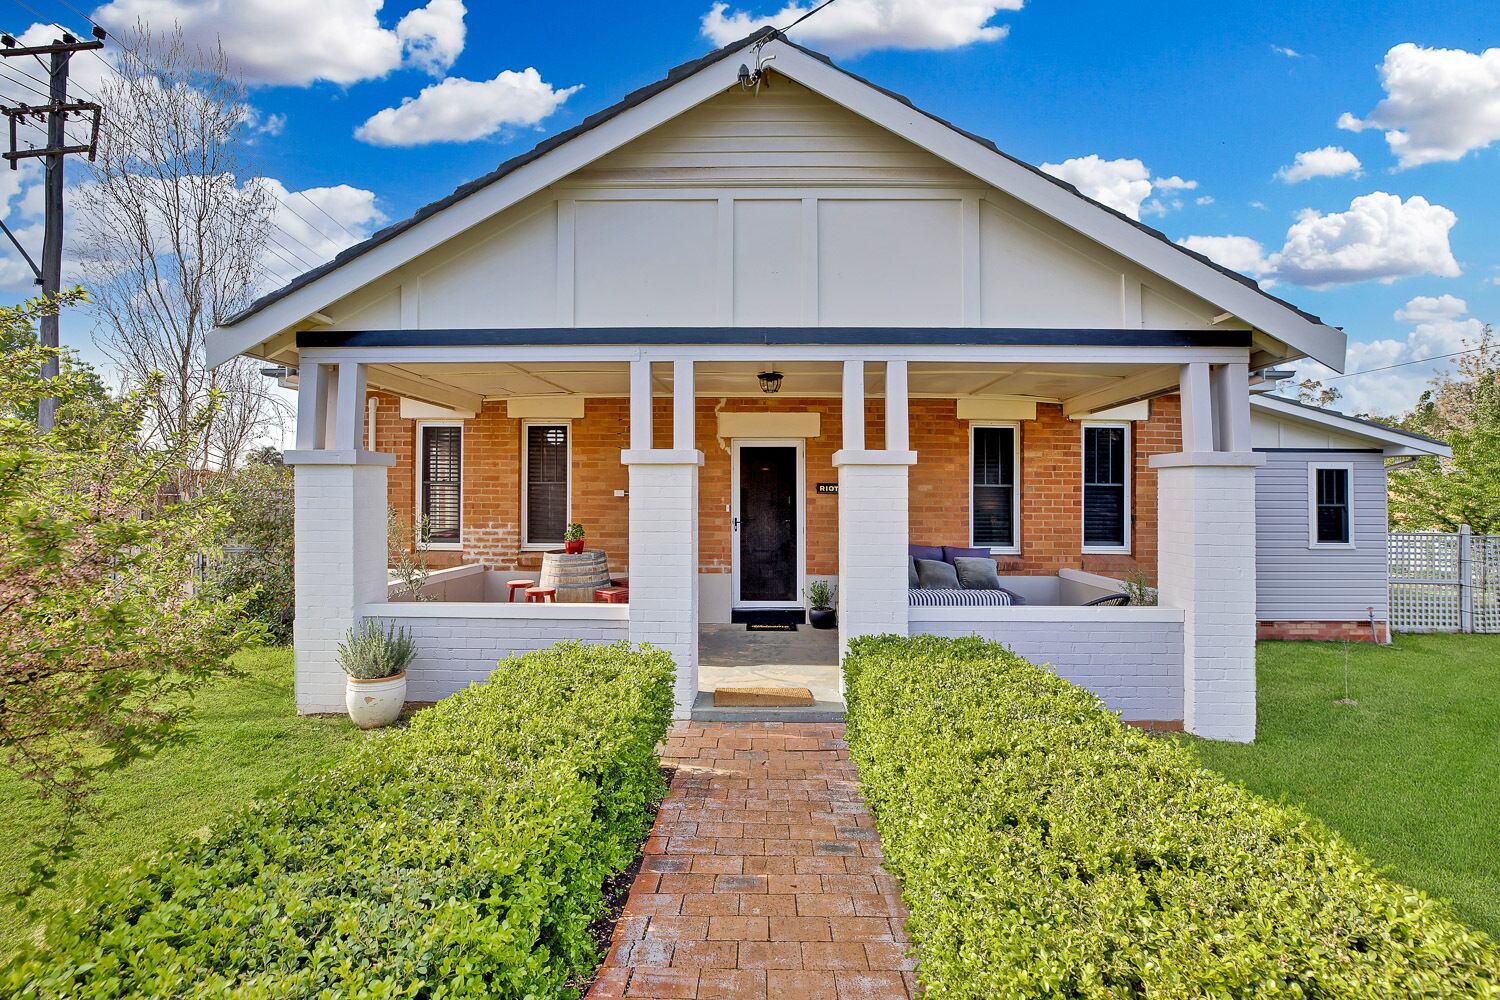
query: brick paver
588 723 913 1000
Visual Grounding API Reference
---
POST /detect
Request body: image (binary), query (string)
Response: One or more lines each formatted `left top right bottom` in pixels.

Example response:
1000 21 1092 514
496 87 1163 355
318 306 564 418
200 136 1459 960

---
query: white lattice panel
1475 536 1500 634
1389 532 1461 633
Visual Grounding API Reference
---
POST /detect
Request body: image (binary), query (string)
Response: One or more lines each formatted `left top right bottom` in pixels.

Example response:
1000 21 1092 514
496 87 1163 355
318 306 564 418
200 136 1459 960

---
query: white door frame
730 438 807 610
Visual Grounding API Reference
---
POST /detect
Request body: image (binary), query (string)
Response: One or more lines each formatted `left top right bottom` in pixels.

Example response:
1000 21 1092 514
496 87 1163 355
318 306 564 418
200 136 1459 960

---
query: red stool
594 586 629 604
525 586 556 604
610 577 628 588
506 579 536 603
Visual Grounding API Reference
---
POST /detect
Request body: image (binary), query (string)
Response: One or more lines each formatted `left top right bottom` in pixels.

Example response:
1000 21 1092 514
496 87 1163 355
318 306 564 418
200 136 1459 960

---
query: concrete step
690 692 846 723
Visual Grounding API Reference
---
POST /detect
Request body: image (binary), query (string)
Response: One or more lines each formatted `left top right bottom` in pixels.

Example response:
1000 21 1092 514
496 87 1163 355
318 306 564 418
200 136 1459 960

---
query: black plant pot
809 608 837 630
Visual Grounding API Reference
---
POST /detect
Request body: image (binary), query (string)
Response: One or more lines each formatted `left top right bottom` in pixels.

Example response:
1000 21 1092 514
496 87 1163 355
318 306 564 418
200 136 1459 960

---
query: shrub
203 454 294 642
337 618 417 679
843 634 1500 999
2 640 675 999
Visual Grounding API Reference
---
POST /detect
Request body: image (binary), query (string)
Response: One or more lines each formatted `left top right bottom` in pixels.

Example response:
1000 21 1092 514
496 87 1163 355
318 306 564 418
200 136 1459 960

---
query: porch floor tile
588 723 912 1000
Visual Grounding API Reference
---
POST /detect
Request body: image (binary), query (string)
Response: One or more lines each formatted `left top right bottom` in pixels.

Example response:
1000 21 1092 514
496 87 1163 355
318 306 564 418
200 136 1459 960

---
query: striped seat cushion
908 588 1014 607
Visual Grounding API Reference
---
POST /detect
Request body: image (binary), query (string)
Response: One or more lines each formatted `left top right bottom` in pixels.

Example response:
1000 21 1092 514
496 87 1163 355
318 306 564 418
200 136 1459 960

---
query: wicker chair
1083 593 1130 607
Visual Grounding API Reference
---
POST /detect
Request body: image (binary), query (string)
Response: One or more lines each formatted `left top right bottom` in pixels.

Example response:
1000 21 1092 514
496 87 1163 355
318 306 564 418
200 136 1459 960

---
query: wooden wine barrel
538 549 612 603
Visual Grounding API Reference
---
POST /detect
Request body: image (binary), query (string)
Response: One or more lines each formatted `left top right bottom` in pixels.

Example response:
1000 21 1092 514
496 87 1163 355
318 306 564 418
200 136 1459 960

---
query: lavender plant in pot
338 619 416 729
805 580 837 630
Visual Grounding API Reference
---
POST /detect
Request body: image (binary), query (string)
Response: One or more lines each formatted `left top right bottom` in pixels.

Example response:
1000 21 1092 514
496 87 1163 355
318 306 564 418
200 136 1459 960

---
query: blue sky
2 0 1496 416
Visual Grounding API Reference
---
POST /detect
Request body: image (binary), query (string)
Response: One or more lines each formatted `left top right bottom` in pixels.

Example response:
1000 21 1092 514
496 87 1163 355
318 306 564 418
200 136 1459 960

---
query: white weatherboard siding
1255 451 1389 622
367 612 629 702
908 610 1185 721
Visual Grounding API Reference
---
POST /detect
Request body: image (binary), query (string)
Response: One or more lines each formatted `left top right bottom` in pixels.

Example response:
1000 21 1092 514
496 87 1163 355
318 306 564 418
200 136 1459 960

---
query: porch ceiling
370 359 1168 404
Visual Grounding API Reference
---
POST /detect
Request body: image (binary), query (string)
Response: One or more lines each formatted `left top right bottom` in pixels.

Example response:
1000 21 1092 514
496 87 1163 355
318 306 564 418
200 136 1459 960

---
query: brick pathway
588 722 914 1000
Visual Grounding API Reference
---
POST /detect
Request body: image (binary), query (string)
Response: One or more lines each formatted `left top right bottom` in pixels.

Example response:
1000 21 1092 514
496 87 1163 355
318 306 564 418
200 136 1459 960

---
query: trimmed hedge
3 640 674 999
844 635 1500 998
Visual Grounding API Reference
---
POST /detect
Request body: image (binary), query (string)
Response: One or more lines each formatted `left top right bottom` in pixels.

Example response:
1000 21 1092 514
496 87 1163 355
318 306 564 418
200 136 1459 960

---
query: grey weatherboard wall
1254 451 1389 622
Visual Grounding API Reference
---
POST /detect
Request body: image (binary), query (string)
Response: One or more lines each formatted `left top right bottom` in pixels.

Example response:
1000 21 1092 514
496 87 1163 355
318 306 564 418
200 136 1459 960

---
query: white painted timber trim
832 449 918 466
300 345 1250 366
1067 400 1149 421
621 448 705 466
909 605 1184 624
284 449 396 467
401 398 477 420
717 411 822 438
361 601 630 620
1057 567 1129 591
1248 393 1451 458
1148 451 1266 469
759 40 1346 370
507 396 586 419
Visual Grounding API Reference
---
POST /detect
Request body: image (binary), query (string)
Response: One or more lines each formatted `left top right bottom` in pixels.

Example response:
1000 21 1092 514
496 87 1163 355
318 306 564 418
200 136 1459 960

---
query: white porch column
1150 361 1263 742
286 360 392 714
835 360 916 670
624 360 702 719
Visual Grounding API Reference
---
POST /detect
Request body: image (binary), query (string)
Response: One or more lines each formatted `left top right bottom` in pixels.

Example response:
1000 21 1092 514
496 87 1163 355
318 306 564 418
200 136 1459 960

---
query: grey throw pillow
954 556 1002 590
915 558 959 590
908 557 919 588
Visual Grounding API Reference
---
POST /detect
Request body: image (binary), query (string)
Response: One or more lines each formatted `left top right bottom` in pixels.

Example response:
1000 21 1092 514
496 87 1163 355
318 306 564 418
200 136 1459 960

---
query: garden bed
2 640 674 998
843 634 1500 998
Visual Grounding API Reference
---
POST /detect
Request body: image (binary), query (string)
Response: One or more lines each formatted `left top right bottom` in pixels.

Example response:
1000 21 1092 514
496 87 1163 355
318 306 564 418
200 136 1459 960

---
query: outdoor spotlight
738 63 753 88
758 371 783 394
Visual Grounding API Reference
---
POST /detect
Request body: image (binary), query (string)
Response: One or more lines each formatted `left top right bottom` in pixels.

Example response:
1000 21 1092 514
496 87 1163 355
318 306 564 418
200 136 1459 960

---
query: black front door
738 446 797 603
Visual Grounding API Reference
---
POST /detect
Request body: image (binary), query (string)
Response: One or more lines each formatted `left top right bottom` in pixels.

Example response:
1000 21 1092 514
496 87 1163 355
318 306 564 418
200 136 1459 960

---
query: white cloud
1195 195 1215 206
1178 192 1460 288
1393 293 1467 324
1040 155 1200 221
1287 295 1487 415
1276 145 1362 183
262 180 384 274
397 0 466 76
94 0 467 86
1339 43 1500 168
700 0 1022 57
355 68 580 147
1271 45 1301 58
1152 175 1197 191
1176 235 1273 278
1269 192 1459 287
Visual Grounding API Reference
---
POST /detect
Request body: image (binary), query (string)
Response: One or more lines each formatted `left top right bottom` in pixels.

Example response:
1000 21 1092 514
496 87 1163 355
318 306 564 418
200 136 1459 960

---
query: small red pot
564 539 585 554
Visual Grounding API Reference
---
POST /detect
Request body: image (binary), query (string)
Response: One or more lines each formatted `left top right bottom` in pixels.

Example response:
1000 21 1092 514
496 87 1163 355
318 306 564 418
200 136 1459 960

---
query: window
970 425 1019 551
1308 462 1353 547
418 424 462 546
523 423 570 547
1082 423 1129 552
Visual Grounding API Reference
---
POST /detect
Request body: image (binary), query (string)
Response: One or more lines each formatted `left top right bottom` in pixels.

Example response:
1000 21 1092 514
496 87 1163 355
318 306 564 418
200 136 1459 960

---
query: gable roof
209 30 1346 370
1249 393 1451 457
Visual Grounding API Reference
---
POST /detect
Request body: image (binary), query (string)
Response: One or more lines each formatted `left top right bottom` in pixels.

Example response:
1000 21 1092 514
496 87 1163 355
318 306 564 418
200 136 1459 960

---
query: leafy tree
0 299 261 887
204 454 295 642
1388 325 1500 533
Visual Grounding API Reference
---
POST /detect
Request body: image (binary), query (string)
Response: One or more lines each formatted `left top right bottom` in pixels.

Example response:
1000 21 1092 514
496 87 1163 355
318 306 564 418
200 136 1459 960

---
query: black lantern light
758 370 783 394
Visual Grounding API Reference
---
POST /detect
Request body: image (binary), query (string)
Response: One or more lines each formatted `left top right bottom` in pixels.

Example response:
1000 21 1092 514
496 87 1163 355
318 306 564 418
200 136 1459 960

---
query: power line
779 0 841 35
5 2 358 269
1322 346 1488 381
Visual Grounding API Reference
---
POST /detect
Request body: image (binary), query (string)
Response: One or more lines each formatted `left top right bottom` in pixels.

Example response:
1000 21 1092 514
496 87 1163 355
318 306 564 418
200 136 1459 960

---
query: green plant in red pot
564 522 586 554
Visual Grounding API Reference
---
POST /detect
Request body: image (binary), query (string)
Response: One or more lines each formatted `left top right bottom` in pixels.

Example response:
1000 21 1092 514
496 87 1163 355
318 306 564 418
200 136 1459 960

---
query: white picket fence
1389 526 1500 633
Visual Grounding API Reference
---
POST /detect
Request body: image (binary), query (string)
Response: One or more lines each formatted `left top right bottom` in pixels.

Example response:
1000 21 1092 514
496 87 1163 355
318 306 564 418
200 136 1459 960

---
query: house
208 30 1447 743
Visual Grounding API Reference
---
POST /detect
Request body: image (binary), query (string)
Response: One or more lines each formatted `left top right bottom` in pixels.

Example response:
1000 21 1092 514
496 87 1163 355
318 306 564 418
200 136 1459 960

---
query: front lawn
0 647 366 958
1187 634 1500 938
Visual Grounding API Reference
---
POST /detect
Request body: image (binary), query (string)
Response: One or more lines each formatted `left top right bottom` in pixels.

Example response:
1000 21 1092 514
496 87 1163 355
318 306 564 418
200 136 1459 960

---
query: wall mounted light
758 370 783 394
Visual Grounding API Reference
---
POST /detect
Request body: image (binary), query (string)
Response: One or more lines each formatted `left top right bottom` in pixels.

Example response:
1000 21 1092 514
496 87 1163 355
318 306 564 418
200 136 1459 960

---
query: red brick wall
376 391 1182 584
1258 620 1390 643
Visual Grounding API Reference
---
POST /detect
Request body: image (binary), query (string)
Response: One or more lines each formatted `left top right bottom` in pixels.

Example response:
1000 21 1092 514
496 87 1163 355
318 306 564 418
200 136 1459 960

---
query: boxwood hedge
843 634 1500 999
3 640 674 999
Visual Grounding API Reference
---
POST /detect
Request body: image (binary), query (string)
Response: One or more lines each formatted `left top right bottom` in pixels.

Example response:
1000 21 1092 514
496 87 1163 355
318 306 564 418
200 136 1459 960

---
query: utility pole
0 27 104 432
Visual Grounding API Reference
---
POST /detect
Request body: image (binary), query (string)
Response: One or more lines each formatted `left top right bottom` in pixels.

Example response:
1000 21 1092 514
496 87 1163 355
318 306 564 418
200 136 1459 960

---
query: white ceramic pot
346 672 407 729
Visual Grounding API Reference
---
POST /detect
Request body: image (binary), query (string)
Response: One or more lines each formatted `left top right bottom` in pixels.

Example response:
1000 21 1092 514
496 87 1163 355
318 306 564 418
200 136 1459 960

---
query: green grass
1185 634 1500 938
0 647 367 956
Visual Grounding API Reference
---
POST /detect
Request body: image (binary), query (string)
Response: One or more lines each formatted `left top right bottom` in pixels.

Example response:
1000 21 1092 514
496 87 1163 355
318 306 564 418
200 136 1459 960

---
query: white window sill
1082 546 1131 555
521 542 563 551
426 542 463 551
1308 542 1355 550
985 547 1021 556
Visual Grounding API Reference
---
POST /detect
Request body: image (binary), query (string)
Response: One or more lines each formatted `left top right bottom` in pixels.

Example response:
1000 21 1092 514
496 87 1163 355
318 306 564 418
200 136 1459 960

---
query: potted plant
563 522 586 554
805 580 837 630
338 619 416 729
